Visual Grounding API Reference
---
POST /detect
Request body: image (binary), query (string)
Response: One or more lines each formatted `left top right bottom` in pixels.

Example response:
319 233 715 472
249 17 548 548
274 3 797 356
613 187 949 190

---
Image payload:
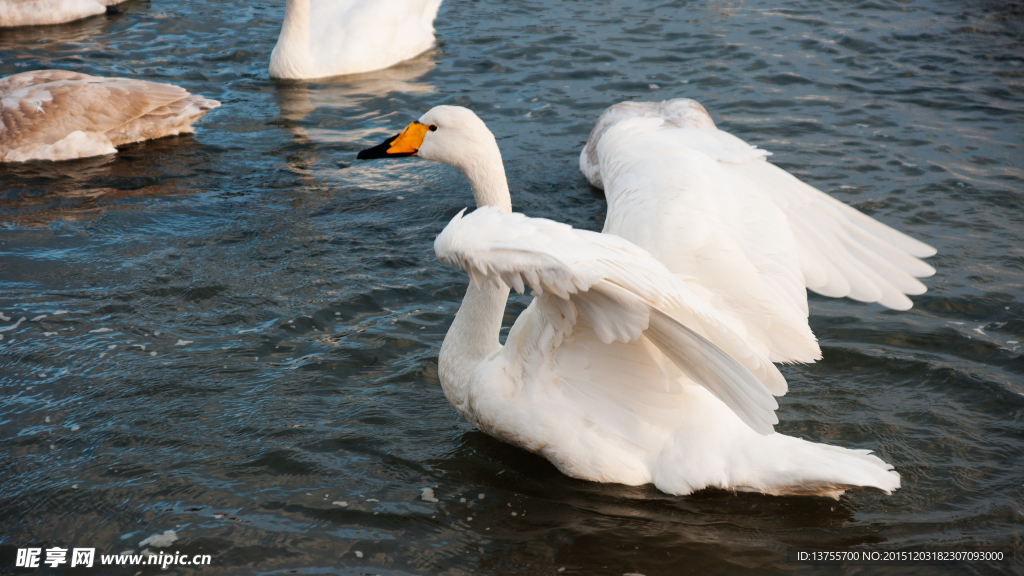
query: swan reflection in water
272 50 437 145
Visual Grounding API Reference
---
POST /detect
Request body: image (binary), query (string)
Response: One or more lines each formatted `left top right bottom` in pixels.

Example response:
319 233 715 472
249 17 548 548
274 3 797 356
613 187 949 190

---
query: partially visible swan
580 99 936 367
357 105 900 498
0 70 220 162
269 0 443 80
0 0 126 27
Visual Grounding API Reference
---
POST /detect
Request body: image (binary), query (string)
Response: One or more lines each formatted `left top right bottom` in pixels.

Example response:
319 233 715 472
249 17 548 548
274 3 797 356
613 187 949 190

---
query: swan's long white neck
437 144 512 412
269 0 313 79
460 148 513 214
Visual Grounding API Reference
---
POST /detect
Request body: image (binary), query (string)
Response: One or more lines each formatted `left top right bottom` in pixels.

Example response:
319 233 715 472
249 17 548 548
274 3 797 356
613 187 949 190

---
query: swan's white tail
651 400 900 499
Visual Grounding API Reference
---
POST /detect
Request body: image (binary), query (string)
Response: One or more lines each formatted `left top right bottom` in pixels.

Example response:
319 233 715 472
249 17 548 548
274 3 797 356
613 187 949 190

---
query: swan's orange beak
357 122 429 159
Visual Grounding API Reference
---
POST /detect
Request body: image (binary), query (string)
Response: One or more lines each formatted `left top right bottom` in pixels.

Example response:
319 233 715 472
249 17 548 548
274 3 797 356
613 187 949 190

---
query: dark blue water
1 0 1022 574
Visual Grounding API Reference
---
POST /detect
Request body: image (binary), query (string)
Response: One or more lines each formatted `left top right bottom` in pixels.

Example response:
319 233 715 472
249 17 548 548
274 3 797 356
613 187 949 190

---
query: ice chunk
420 488 439 503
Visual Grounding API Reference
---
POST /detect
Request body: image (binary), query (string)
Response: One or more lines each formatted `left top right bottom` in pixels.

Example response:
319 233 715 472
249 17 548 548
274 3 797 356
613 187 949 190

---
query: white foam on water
420 488 439 503
139 530 178 548
175 340 193 346
30 315 47 322
89 328 112 334
1 317 26 332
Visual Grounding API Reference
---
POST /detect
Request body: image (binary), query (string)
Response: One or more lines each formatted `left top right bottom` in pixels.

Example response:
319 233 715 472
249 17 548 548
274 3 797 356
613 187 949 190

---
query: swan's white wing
435 206 782 435
585 101 935 318
0 70 219 162
593 117 821 367
727 158 936 310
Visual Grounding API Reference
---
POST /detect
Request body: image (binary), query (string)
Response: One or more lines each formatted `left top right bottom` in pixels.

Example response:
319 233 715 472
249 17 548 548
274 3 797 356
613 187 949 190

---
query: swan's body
269 0 442 80
0 0 125 27
0 70 219 162
358 105 902 498
581 100 936 367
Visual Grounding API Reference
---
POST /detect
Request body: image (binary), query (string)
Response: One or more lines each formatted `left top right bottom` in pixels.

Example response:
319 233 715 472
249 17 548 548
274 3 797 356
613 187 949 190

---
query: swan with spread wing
357 105 901 498
580 99 936 368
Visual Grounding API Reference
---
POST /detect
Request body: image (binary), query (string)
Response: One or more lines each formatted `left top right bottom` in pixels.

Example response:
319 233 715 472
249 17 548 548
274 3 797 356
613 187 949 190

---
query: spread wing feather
435 206 781 435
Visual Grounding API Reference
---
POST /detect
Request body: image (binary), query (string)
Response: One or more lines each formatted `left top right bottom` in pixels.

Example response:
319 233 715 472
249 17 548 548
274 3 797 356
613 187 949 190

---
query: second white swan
269 0 443 80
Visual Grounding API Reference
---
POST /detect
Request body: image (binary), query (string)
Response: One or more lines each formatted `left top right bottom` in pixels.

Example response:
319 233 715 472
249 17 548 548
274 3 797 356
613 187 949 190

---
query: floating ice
45 416 51 423
107 344 117 349
71 426 80 431
332 501 347 507
420 488 439 503
366 498 379 502
139 530 177 548
478 493 484 500
175 340 193 346
89 328 112 334
53 311 68 315
460 498 466 503
43 332 57 336
149 351 157 356
354 551 363 558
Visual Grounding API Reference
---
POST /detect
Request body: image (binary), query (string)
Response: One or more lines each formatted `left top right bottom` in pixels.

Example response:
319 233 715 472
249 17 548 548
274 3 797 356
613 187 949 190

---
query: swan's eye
428 124 437 132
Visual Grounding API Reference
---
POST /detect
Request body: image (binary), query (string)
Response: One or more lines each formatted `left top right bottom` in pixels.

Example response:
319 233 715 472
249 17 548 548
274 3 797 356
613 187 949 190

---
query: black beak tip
357 134 404 160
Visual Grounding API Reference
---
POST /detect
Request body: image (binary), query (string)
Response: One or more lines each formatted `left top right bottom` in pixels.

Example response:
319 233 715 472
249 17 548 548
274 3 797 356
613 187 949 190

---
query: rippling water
1 0 1022 574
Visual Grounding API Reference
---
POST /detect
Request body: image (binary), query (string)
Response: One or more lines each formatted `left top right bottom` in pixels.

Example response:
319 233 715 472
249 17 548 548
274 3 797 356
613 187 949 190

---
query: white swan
269 0 443 80
0 70 219 163
0 0 126 27
580 99 936 366
357 105 900 498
